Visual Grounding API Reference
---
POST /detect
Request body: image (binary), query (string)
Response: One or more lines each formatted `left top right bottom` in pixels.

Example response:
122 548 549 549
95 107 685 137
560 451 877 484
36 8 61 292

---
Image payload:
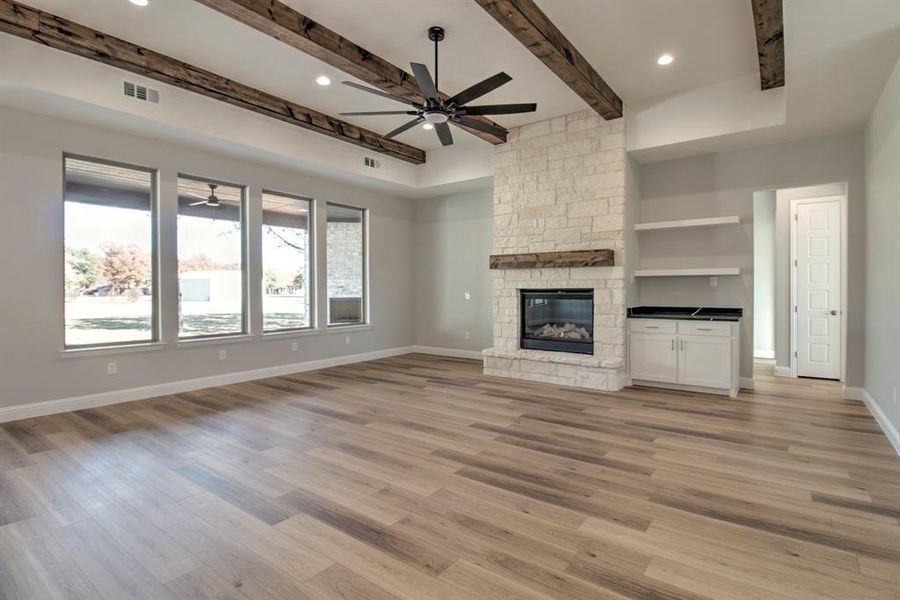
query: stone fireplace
482 111 629 391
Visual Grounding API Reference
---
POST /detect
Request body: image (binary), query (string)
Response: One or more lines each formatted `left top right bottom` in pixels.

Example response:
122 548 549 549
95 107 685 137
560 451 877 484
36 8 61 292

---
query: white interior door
794 200 842 379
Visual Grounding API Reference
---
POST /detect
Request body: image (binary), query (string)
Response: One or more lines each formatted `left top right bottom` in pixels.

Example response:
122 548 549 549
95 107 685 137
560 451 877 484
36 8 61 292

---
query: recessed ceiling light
657 54 674 66
316 75 331 86
422 122 434 130
129 0 148 6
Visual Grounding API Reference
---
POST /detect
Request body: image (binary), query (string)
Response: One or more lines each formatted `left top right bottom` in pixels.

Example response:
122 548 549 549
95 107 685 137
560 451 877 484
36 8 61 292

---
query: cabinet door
678 334 731 389
629 333 678 383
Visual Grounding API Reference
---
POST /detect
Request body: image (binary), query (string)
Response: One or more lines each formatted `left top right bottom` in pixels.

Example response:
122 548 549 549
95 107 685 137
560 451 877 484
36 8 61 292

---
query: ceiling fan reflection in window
188 183 221 207
340 26 537 146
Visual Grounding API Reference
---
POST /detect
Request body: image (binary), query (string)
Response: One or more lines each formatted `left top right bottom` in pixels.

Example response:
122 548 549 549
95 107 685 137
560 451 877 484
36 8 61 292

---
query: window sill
262 328 321 340
60 341 168 358
177 334 255 348
325 323 372 333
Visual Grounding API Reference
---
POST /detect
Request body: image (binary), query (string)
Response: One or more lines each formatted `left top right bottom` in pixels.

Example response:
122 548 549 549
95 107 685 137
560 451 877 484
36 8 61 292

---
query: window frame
325 201 368 328
62 153 161 351
176 173 249 341
261 189 316 334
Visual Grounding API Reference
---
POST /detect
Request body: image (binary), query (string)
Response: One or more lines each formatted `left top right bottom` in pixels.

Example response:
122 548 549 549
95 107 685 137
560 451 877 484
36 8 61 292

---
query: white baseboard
843 386 865 401
411 345 484 360
773 366 793 378
860 389 900 457
753 349 775 359
0 346 414 424
740 377 755 390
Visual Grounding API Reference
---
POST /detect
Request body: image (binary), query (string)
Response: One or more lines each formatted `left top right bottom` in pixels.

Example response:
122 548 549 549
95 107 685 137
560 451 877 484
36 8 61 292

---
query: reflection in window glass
262 192 312 331
177 176 245 338
64 157 156 347
326 203 365 325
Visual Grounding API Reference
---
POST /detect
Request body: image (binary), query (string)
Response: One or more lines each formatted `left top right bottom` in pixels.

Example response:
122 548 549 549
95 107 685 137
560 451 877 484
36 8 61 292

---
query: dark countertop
627 306 743 322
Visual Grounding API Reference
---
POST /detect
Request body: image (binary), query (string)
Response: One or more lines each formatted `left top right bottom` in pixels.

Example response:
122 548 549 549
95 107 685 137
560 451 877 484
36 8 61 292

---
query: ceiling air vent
364 157 381 169
123 81 159 104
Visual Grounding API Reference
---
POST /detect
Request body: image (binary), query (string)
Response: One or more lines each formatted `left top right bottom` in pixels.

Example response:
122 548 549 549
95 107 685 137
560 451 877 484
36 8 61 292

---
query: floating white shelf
634 216 742 231
633 268 742 277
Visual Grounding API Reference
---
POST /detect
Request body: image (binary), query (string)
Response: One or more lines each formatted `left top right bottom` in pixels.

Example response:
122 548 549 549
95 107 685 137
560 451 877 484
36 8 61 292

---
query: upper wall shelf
633 268 742 277
634 216 742 231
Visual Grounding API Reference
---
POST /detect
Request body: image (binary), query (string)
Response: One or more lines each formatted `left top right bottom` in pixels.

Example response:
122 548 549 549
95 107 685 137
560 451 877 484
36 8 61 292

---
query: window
64 156 157 348
326 203 366 326
177 176 246 339
262 191 313 331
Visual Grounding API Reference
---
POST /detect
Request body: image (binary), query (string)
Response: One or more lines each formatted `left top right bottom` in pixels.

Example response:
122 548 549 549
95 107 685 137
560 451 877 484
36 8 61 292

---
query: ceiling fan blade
411 62 439 101
341 81 419 107
461 103 537 116
188 200 208 206
339 111 419 116
446 72 512 107
451 115 508 138
435 121 454 147
384 118 423 139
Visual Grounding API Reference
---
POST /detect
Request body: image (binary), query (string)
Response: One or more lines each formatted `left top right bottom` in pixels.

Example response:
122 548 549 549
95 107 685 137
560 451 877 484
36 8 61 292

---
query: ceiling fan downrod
428 26 444 99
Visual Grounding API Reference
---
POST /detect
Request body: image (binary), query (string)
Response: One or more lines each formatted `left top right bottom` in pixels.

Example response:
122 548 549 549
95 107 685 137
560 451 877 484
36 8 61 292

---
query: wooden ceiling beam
194 0 507 145
474 0 622 120
0 0 425 164
751 0 785 90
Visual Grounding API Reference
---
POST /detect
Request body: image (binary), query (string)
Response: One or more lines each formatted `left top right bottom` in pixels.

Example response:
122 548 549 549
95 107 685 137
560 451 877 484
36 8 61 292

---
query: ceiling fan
188 183 221 207
340 26 537 146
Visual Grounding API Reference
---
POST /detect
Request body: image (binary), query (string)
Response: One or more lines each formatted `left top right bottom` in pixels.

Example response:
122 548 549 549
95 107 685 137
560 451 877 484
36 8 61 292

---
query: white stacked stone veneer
483 110 628 391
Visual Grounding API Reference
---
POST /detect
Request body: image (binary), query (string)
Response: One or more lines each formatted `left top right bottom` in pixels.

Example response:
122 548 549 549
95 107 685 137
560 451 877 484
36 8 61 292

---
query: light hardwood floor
1 354 898 599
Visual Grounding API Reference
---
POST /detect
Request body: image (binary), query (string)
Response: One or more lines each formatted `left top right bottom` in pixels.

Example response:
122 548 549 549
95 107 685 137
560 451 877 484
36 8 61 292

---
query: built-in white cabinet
628 319 740 397
629 333 678 383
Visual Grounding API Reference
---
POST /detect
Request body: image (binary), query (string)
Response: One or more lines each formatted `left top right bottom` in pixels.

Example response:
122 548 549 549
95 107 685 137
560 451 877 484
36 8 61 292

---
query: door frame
790 194 847 381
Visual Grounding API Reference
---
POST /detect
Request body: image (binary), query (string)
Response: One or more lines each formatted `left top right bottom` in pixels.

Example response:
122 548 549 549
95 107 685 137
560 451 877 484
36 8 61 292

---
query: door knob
829 309 841 316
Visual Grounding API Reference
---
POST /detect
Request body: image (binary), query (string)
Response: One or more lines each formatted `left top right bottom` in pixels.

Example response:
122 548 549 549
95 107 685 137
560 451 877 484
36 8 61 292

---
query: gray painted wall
752 190 776 358
864 57 900 435
413 189 493 353
637 133 866 385
0 106 415 408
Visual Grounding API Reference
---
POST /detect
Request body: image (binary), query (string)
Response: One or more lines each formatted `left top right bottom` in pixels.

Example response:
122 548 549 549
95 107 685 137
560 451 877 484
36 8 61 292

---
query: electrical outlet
464 331 471 340
344 335 351 345
709 276 718 287
464 291 471 300
106 362 117 375
218 349 227 360
291 341 299 352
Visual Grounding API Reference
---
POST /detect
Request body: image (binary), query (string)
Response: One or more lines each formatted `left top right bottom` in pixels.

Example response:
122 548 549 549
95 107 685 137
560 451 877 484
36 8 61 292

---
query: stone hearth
483 111 629 391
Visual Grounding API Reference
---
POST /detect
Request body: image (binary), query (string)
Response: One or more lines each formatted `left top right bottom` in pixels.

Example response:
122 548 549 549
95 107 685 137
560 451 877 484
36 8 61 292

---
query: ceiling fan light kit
340 26 537 146
188 183 221 207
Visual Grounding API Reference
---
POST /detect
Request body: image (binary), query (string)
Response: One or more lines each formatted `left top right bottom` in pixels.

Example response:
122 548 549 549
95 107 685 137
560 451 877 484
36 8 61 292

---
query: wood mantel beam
751 0 785 89
0 0 425 164
194 0 507 145
474 0 622 120
490 249 614 269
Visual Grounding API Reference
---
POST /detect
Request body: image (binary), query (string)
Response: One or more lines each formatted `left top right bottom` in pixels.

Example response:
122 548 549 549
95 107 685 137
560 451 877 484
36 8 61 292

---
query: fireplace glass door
520 289 594 354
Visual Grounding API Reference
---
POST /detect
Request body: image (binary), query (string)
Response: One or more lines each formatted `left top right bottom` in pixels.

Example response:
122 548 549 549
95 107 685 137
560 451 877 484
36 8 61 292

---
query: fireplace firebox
520 289 594 354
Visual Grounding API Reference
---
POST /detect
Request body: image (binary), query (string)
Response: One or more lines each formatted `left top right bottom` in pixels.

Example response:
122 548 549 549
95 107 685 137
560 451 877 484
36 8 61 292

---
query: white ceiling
11 0 900 164
534 0 760 100
19 0 762 150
